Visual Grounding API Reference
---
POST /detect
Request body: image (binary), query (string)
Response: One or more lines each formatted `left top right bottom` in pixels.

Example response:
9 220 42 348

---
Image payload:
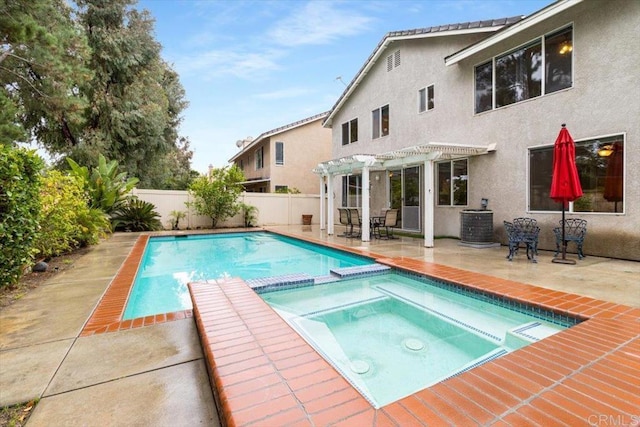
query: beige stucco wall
231 117 331 194
267 119 332 194
329 0 640 260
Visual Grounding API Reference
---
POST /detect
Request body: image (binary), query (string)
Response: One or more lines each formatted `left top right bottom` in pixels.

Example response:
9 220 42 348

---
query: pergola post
327 174 334 235
423 159 434 247
319 174 326 230
361 165 370 242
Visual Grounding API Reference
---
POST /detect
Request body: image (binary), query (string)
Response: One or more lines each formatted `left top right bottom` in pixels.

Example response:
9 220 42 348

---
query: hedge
0 146 43 287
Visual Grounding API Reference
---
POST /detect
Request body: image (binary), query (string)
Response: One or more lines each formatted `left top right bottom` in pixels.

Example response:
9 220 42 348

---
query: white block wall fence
131 189 322 230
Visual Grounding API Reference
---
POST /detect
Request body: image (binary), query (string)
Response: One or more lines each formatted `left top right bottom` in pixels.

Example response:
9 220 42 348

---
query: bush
111 197 162 232
35 170 109 259
188 165 245 228
0 147 43 287
67 154 139 215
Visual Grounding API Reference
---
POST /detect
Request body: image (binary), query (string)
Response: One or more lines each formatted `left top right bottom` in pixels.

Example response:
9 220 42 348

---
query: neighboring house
229 112 331 194
316 0 639 260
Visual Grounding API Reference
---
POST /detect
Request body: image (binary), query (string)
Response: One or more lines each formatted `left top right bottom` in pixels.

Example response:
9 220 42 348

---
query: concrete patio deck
0 226 638 426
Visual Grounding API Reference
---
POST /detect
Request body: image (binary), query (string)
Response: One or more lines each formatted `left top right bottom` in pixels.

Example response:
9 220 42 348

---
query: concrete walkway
0 233 218 426
1 227 638 425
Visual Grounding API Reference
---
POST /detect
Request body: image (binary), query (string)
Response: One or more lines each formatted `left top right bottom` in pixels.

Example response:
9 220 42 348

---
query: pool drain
404 338 425 351
350 360 370 374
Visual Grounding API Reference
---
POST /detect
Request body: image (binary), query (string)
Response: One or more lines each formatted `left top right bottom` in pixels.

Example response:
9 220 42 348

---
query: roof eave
445 0 584 66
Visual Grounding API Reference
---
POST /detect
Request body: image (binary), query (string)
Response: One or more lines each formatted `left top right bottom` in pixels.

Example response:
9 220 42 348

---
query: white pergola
314 142 496 247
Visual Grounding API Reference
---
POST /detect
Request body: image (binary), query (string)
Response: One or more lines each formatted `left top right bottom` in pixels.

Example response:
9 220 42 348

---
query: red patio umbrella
550 124 583 264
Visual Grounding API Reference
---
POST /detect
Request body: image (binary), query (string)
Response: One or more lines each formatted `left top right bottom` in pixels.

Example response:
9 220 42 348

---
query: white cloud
175 48 285 80
267 1 375 47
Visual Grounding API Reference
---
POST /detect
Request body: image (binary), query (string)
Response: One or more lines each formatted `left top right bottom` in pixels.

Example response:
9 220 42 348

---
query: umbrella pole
553 201 576 264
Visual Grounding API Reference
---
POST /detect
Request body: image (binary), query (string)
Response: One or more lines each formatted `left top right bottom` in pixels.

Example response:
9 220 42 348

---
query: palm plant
111 197 162 232
67 155 139 215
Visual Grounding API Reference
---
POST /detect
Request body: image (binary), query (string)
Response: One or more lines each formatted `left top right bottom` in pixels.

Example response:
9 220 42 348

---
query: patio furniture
347 208 362 238
338 208 352 237
553 218 587 259
504 218 540 262
374 209 399 239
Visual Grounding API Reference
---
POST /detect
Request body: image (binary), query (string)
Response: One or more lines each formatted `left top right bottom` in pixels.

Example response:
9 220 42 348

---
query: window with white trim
372 105 389 139
437 160 468 206
255 146 263 170
341 119 358 145
275 141 284 165
475 26 573 113
341 175 362 207
529 134 625 213
418 85 435 113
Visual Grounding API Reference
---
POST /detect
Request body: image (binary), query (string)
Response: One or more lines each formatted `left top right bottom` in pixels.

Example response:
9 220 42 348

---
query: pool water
123 232 373 319
260 273 571 407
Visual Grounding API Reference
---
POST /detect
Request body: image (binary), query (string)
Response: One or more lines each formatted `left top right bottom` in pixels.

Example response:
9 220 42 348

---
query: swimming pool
259 272 574 408
123 232 374 319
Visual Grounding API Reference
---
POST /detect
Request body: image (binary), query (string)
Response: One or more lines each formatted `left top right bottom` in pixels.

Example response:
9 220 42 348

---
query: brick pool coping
83 231 640 425
80 235 193 336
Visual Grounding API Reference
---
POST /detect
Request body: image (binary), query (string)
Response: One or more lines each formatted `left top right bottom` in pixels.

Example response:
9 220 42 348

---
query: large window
437 160 468 206
495 41 541 108
372 105 389 139
418 85 434 113
275 141 284 165
341 119 358 145
529 134 625 213
255 146 263 170
341 174 362 207
475 26 572 113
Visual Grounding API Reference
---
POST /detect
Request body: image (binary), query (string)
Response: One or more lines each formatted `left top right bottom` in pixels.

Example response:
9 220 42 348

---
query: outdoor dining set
504 217 587 263
338 207 399 240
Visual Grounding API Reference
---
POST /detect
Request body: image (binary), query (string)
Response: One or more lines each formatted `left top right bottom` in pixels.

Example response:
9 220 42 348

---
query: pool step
440 348 509 383
246 273 314 293
330 263 391 279
506 321 563 348
314 275 342 285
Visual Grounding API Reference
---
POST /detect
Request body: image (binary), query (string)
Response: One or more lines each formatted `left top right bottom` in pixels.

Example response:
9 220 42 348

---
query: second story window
255 146 263 170
372 105 389 139
341 118 358 145
418 85 435 113
275 141 284 165
475 25 573 113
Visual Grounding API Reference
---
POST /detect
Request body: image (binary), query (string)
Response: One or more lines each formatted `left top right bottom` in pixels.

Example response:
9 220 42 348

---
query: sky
137 0 552 173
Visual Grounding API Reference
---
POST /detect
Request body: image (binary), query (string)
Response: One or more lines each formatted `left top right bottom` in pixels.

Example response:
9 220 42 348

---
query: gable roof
322 16 524 127
445 0 583 66
229 111 329 163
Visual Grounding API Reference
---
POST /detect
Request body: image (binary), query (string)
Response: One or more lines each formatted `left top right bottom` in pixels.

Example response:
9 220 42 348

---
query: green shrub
240 203 258 227
67 155 139 215
35 170 109 258
188 165 245 228
74 207 110 247
168 210 186 230
0 147 43 286
111 197 162 232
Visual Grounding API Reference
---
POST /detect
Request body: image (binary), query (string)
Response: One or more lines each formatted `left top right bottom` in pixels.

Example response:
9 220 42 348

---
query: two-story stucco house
316 0 639 260
229 112 331 194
